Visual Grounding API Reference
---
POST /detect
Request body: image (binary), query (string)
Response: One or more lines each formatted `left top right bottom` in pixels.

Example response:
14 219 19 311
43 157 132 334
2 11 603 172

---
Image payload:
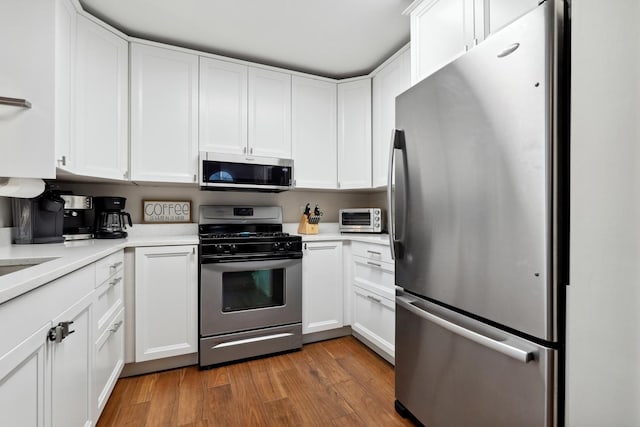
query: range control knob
214 244 224 254
228 244 238 254
283 242 292 250
272 242 281 251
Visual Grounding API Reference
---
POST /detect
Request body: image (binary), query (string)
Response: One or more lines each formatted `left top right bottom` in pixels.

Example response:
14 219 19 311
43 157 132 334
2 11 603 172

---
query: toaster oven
339 208 385 233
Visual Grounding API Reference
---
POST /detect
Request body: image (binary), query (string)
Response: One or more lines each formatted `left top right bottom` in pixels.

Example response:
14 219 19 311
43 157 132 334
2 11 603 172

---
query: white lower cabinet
349 243 395 362
352 285 395 358
302 241 344 334
50 291 93 427
134 245 198 361
0 251 127 427
94 308 124 417
0 323 49 427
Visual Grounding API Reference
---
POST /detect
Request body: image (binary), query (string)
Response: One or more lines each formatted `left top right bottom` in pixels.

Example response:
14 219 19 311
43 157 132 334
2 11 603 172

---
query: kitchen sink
0 258 58 277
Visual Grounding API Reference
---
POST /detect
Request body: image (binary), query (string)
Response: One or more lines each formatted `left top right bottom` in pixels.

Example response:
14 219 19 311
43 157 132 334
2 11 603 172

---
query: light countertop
0 222 388 305
0 233 198 306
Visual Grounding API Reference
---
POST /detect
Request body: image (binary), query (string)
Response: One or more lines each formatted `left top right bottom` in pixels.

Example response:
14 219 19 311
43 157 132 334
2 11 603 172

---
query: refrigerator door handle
396 295 536 364
387 129 405 259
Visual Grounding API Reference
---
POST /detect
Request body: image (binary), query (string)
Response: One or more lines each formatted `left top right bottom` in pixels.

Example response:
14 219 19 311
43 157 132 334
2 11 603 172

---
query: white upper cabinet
337 78 372 189
407 0 539 84
130 43 199 183
73 15 128 180
291 76 337 189
372 50 410 188
478 0 540 38
248 68 292 158
199 57 248 155
409 0 473 85
0 0 56 178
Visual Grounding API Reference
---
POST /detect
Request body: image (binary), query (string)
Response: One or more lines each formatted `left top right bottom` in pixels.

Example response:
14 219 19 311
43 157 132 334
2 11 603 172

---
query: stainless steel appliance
339 208 385 233
93 197 132 239
198 205 303 367
11 190 65 244
390 2 569 426
61 195 94 241
199 152 294 192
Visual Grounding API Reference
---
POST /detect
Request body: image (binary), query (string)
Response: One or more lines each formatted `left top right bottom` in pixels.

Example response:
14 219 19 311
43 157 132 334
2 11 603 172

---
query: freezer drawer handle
396 295 535 364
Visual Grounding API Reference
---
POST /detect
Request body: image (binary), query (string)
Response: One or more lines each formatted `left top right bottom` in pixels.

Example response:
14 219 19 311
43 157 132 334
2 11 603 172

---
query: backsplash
47 181 386 224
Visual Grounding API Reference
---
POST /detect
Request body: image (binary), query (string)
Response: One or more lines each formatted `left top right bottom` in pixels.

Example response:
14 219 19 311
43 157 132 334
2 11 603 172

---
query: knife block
297 214 318 234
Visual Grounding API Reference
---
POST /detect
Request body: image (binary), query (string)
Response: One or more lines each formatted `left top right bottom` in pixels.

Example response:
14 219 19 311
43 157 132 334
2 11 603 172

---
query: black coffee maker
11 190 65 244
93 197 133 239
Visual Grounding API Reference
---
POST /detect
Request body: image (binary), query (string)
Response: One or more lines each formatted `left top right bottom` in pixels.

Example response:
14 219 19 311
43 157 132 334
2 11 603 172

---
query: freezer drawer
395 292 556 427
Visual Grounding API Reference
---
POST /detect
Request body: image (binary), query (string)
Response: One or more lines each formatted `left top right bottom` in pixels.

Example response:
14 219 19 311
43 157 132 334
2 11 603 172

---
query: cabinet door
302 241 344 334
292 76 337 189
477 0 539 38
0 0 55 178
0 323 49 427
50 292 93 427
130 44 199 183
199 57 248 155
410 0 474 84
94 308 124 419
248 67 292 158
352 285 395 359
74 15 128 180
54 0 76 172
338 78 372 189
372 51 410 188
135 245 198 361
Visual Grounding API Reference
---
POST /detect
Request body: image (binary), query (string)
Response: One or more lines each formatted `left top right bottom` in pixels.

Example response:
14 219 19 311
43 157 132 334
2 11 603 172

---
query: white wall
567 0 640 425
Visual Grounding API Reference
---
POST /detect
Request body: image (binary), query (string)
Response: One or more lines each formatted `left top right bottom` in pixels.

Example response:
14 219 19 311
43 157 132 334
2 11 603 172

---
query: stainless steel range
198 205 303 367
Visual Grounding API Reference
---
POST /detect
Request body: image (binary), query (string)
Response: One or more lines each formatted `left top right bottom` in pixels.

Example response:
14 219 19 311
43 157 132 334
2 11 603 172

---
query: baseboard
351 330 395 365
120 352 198 377
302 326 352 344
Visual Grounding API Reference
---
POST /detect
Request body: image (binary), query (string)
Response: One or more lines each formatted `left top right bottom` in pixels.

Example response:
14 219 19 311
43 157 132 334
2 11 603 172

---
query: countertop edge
0 235 199 306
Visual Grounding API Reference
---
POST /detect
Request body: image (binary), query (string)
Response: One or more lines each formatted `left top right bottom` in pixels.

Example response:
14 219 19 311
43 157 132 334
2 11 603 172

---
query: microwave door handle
387 129 405 260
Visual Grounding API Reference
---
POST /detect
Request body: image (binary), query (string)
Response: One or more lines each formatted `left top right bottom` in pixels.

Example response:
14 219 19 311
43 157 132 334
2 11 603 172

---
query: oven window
222 269 285 312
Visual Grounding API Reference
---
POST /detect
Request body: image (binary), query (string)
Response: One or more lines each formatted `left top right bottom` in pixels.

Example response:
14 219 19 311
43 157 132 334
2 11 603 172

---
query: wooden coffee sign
143 200 191 223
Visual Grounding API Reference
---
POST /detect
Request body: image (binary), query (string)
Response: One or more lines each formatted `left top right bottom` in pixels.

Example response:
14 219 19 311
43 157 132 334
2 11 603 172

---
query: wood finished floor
97 336 415 427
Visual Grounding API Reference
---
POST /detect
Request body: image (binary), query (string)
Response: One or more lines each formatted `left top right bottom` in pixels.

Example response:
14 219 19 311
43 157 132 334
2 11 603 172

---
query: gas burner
204 231 291 239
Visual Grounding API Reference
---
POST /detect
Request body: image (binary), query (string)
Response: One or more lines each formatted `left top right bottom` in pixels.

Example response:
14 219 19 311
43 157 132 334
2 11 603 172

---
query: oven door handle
200 257 300 271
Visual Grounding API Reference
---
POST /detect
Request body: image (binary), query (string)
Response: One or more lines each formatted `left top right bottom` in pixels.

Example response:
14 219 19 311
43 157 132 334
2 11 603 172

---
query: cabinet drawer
353 255 394 300
95 270 124 335
351 241 393 264
351 285 395 358
95 250 124 286
94 308 124 416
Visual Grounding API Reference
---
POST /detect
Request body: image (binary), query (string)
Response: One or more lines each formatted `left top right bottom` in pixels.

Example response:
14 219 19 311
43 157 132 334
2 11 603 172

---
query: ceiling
79 0 412 79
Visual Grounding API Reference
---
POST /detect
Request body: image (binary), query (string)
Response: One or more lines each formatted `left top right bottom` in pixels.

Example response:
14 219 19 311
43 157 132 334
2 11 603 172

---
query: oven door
200 257 302 336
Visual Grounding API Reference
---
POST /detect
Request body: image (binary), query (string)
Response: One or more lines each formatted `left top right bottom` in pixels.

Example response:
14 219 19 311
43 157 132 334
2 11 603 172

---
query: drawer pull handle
109 320 123 333
367 250 382 255
109 277 123 287
367 261 382 268
109 261 123 270
0 96 32 108
366 295 382 304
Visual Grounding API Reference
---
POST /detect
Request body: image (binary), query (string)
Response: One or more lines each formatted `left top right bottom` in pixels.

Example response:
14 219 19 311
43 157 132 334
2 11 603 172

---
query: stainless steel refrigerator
390 1 569 426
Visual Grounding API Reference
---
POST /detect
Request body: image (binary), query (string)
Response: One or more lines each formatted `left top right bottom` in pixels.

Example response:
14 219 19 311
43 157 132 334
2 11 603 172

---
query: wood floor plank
145 369 181 427
176 367 205 426
262 397 305 426
204 365 229 389
97 337 415 427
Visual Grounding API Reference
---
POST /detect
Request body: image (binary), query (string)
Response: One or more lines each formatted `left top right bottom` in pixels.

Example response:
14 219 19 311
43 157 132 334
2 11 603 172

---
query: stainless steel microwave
200 152 294 192
339 208 385 233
